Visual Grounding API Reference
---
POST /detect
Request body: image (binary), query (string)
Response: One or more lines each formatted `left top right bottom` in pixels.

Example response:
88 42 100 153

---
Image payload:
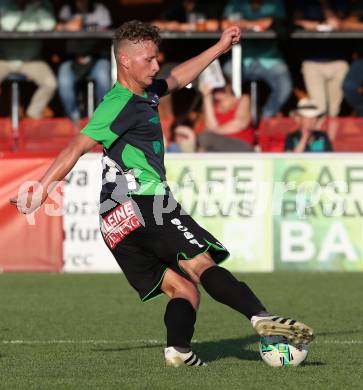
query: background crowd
1 0 363 153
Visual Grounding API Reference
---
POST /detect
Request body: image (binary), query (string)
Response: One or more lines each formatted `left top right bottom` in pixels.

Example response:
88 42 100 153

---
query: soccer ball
259 336 309 367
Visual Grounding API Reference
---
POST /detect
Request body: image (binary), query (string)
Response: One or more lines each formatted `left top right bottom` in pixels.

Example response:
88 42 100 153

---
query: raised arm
165 26 240 92
216 95 251 134
291 133 310 153
200 84 219 131
10 134 98 214
201 89 251 135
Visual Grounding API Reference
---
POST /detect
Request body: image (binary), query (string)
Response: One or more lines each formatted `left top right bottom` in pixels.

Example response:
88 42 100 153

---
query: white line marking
0 339 362 345
0 339 162 345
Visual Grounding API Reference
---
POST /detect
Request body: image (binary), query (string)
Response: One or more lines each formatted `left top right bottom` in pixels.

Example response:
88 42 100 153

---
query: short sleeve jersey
81 79 169 198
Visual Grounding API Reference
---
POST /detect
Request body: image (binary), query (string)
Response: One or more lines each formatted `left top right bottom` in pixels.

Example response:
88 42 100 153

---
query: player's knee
161 269 200 309
176 281 200 309
179 252 216 283
164 279 200 309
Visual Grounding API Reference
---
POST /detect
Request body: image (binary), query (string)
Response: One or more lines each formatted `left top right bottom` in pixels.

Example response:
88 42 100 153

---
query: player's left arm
165 26 240 93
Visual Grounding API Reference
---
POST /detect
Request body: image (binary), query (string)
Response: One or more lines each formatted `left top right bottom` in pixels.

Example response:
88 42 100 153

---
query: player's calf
200 266 267 319
199 266 314 344
163 299 207 367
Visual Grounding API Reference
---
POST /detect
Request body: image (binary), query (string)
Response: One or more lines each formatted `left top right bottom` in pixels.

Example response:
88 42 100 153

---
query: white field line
0 339 162 345
0 339 362 345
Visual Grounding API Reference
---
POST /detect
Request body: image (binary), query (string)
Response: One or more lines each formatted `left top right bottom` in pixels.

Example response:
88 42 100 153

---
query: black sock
164 298 196 349
200 266 266 320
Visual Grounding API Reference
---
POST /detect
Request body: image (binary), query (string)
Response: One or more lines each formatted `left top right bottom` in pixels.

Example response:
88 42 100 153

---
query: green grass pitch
0 272 362 389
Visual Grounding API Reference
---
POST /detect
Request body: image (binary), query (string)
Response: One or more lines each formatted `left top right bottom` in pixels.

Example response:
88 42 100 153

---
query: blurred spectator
294 0 348 117
342 1 363 116
0 0 57 119
198 80 254 152
154 0 221 31
56 0 112 121
284 98 333 152
222 0 292 118
166 120 197 153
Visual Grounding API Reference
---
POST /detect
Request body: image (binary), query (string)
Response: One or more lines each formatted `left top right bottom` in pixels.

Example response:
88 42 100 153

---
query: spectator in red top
198 80 254 152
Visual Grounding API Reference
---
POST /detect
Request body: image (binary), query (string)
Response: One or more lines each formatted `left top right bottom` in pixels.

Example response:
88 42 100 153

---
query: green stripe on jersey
81 84 133 149
122 144 166 195
149 114 160 125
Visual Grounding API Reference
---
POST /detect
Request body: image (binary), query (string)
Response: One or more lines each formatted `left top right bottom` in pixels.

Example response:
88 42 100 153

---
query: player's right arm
10 85 126 214
10 134 98 214
165 26 240 93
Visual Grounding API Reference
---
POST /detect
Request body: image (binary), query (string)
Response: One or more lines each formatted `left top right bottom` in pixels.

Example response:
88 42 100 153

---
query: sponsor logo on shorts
170 218 204 248
101 201 141 249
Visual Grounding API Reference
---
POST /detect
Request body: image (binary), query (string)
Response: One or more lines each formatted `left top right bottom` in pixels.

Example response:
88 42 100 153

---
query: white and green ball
259 336 309 367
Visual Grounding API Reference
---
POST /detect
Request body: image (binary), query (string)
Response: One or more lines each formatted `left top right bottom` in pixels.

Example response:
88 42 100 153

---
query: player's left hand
218 26 241 53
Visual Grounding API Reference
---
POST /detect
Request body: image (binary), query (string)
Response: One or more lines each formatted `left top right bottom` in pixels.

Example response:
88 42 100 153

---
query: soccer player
11 21 314 367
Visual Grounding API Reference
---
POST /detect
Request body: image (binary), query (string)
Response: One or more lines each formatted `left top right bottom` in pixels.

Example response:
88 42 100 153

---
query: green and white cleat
164 347 207 367
251 315 314 345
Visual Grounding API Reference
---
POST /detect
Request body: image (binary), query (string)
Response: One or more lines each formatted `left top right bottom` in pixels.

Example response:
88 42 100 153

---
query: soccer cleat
164 347 207 367
251 315 314 345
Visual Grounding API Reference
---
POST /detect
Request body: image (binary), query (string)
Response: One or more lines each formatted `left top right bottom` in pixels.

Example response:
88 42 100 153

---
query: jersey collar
115 81 148 98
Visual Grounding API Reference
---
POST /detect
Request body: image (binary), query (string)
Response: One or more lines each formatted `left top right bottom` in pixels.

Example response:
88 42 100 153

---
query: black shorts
99 194 230 302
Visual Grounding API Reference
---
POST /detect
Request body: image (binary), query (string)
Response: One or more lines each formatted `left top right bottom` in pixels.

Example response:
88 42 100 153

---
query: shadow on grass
92 335 260 362
92 336 325 366
194 335 259 362
92 343 164 353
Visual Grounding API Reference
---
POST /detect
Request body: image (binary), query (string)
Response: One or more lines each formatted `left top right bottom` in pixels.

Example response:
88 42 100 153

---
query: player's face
128 40 160 88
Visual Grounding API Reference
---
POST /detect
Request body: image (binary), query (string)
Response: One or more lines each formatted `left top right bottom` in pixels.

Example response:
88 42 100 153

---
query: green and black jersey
83 79 231 299
81 79 169 201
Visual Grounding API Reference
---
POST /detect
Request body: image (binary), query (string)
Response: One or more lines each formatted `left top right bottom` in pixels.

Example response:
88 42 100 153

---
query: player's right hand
10 185 44 214
218 25 241 53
